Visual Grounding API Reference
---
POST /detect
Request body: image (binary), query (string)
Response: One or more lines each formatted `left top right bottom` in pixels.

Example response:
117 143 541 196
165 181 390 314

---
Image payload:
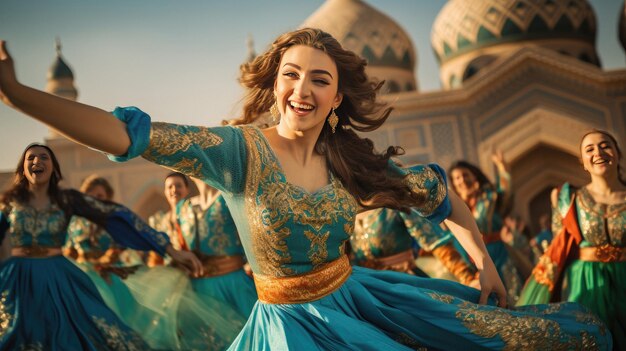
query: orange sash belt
360 249 415 271
254 255 352 304
579 245 626 263
196 254 245 278
12 246 63 258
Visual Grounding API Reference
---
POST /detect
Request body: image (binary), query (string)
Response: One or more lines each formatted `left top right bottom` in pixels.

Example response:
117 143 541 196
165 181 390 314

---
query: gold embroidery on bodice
241 126 357 277
576 187 626 246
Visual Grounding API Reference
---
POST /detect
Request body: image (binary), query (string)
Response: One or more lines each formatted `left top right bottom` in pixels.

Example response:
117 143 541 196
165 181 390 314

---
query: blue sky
0 0 624 171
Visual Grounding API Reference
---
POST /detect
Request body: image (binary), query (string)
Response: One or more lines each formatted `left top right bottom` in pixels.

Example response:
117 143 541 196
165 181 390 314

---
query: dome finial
55 36 62 56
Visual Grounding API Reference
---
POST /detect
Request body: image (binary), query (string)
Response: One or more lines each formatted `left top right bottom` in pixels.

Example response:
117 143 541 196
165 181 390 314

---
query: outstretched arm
0 41 130 155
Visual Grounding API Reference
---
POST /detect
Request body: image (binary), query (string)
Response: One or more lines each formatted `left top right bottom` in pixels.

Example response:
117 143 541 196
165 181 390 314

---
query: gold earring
328 108 339 133
270 101 279 123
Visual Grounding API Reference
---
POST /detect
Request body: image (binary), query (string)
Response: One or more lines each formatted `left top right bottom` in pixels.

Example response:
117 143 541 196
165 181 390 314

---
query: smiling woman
0 143 202 350
519 129 626 349
447 153 526 304
0 28 614 349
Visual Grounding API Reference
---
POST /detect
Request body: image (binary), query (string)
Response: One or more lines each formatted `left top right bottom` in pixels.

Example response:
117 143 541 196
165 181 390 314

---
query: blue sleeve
390 162 451 223
399 210 452 251
64 189 170 256
107 106 248 194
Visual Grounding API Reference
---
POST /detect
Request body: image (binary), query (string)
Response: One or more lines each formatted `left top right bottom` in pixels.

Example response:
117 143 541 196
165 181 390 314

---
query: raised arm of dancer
444 190 507 307
492 150 514 213
0 41 130 155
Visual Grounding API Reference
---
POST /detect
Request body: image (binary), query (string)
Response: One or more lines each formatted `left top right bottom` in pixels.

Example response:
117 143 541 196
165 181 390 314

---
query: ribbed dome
47 39 75 80
302 0 417 92
432 0 597 64
48 55 74 80
46 39 78 102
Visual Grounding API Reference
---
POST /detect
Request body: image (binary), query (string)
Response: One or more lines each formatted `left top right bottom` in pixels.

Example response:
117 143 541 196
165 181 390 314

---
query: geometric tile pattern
302 0 416 71
431 121 458 167
431 0 597 63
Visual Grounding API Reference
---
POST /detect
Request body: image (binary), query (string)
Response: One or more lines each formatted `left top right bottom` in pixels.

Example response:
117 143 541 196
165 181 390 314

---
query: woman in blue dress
63 174 143 326
187 177 258 317
0 29 612 350
145 172 193 267
99 172 247 350
448 154 529 304
353 207 478 286
144 172 257 318
0 143 201 350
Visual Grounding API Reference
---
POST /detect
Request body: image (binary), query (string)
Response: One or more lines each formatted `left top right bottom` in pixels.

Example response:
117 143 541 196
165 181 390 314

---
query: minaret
45 38 78 138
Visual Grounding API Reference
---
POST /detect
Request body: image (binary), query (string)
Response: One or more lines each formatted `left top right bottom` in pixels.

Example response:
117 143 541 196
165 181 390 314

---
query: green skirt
563 260 626 350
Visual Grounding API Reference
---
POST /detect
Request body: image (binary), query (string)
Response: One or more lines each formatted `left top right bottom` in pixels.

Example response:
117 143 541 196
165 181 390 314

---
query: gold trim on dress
253 255 352 304
579 245 626 262
0 291 13 339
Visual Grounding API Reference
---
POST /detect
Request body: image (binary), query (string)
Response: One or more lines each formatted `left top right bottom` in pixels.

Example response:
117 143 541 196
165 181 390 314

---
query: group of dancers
0 28 623 350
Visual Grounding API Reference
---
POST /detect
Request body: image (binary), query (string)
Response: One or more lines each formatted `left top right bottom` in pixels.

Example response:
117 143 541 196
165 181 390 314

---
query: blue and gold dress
64 216 142 328
110 106 612 350
352 207 477 284
120 202 247 350
454 168 525 303
180 195 258 317
0 189 166 350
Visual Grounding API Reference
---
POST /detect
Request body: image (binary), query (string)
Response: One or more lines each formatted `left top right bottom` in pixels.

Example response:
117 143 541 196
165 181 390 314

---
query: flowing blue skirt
228 266 612 350
191 268 258 318
122 266 247 350
0 256 149 350
71 260 141 328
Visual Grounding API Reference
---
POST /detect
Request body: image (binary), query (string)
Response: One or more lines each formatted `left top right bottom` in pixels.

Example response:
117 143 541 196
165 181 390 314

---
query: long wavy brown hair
1 143 64 208
233 28 426 212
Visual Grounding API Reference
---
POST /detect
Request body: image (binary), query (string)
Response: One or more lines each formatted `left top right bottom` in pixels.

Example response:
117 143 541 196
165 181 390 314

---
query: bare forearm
443 190 489 269
8 83 130 155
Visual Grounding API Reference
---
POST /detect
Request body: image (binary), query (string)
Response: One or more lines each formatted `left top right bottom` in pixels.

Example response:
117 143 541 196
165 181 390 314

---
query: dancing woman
448 153 528 303
122 171 248 350
64 174 144 324
0 143 200 350
518 130 625 349
187 177 258 317
147 172 257 318
0 30 611 350
145 172 193 266
353 207 479 286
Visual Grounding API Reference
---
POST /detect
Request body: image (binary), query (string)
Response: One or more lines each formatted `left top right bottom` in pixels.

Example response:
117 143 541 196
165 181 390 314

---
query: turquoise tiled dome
431 0 597 64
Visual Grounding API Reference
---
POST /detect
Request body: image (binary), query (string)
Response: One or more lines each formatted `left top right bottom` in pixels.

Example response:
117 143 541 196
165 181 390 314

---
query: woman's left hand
0 41 20 108
166 245 203 277
476 259 507 308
